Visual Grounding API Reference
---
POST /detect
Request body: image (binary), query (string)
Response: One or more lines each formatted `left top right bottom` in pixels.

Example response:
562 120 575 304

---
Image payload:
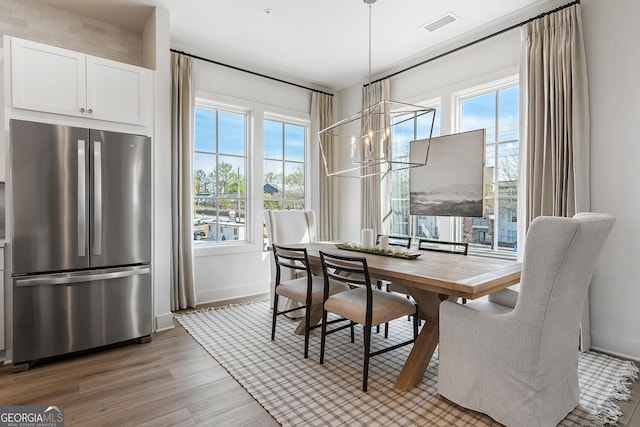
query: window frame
263 113 309 211
192 95 254 255
453 75 519 258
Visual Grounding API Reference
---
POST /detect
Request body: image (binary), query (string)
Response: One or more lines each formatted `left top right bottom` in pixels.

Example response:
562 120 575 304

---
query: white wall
192 60 313 304
143 8 173 331
581 0 640 360
333 0 640 361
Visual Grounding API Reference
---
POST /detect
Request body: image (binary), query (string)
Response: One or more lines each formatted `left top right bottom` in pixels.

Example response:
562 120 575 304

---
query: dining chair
417 238 468 255
319 250 419 392
438 213 615 427
264 209 317 318
271 244 350 358
375 234 413 337
376 234 412 249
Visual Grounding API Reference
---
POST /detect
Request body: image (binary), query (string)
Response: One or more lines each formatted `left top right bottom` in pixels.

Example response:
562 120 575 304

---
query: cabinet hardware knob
80 108 85 113
88 109 93 113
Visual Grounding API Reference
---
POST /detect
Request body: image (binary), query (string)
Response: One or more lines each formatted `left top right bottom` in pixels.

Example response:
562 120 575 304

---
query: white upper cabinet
10 38 150 127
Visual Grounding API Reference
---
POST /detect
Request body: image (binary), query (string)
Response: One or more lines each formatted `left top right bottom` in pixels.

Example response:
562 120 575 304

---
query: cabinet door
11 38 86 118
86 56 149 126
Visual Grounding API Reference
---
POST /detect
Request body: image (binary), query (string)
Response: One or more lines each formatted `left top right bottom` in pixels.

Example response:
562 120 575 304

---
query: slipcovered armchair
438 213 615 427
264 209 317 317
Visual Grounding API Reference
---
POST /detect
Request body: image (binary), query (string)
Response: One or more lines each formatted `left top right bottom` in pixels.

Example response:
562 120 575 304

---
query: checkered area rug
176 301 638 426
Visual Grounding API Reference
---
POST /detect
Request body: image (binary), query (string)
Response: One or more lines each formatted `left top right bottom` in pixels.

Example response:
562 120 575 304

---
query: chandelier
319 0 435 178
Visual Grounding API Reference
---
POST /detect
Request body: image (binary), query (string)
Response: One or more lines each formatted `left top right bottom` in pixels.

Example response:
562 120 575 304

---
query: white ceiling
37 0 566 91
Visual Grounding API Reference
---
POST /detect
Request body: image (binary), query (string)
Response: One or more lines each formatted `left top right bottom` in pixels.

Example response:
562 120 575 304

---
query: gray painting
410 129 485 217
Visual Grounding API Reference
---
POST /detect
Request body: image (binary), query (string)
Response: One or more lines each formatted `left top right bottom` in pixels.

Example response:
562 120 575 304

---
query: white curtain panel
311 92 335 241
170 52 197 310
517 4 591 349
360 79 390 233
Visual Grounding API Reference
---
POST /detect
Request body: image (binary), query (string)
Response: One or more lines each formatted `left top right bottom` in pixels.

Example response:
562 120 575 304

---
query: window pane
462 93 496 143
218 110 245 155
219 199 245 241
193 196 216 242
264 120 282 159
497 141 518 188
284 162 304 202
263 118 306 213
498 86 519 142
415 216 439 239
391 113 414 160
194 153 216 195
484 145 496 200
497 197 518 249
264 199 282 211
284 123 305 162
217 155 244 196
264 159 283 188
194 107 216 152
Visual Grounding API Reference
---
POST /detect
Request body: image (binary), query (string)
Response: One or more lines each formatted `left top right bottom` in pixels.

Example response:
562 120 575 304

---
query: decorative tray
335 243 422 260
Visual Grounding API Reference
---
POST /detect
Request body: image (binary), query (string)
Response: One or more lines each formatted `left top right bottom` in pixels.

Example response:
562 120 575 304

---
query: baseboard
196 292 270 309
197 282 269 305
590 346 640 363
155 312 175 332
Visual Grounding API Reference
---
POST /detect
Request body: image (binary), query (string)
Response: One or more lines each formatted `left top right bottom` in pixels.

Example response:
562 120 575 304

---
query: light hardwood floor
1 316 639 427
0 319 277 427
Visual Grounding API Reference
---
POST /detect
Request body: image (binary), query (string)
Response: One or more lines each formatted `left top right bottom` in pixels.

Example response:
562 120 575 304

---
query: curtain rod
170 49 334 97
366 0 580 87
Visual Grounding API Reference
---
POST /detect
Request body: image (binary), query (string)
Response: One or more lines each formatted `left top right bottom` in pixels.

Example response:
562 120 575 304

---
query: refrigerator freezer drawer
12 266 152 365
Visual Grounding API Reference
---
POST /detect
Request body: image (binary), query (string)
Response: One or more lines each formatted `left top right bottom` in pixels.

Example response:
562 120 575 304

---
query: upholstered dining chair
319 250 419 392
271 244 350 358
438 213 615 427
264 209 317 317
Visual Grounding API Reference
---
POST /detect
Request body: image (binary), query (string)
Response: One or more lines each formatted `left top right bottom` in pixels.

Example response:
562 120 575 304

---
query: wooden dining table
290 241 522 391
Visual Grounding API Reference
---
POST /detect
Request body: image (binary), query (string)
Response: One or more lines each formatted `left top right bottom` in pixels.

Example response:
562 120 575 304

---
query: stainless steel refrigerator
9 119 152 370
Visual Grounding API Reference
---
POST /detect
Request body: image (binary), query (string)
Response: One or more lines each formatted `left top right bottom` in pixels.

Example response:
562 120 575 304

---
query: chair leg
303 302 311 359
320 309 329 365
384 322 389 339
363 325 372 392
350 321 355 343
271 293 279 341
406 294 411 321
376 280 382 334
413 305 419 340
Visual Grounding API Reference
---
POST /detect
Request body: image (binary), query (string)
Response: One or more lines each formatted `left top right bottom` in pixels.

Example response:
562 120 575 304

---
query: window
383 79 519 257
263 119 306 210
384 105 441 237
193 103 248 243
460 84 519 252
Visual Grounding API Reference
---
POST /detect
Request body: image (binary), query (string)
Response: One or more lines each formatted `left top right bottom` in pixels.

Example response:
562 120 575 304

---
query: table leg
293 303 323 335
394 290 456 391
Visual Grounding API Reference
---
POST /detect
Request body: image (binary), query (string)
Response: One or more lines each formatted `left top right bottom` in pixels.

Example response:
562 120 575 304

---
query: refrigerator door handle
78 140 86 257
93 140 102 256
15 266 151 287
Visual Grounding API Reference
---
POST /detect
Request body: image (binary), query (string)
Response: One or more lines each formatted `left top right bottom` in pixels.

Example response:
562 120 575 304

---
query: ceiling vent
420 12 459 32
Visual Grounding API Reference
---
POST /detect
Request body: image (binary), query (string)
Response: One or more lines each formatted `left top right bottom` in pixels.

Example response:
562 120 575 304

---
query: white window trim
193 90 310 257
193 95 256 257
451 74 520 260
263 112 311 210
